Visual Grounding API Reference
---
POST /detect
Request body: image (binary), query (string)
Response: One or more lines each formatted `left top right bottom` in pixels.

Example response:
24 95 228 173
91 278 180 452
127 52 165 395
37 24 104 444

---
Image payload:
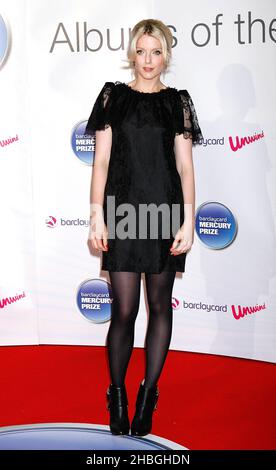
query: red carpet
0 345 275 449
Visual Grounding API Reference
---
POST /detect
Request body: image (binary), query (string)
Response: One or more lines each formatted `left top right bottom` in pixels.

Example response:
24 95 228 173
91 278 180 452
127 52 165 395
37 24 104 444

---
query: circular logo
71 121 95 165
76 278 112 323
195 201 237 249
0 14 9 68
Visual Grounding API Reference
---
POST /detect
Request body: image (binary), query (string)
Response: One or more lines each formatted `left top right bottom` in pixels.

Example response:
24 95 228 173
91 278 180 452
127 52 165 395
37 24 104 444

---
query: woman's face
133 34 165 80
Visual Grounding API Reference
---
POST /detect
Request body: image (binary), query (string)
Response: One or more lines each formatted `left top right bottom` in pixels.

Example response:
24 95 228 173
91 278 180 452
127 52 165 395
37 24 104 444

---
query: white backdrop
0 0 276 363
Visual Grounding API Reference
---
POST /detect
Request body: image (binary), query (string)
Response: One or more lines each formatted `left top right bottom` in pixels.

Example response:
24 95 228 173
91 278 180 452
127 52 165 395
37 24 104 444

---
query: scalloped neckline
117 81 172 95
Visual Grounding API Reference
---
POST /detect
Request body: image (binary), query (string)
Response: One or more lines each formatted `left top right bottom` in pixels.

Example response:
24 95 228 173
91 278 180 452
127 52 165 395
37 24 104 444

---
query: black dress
85 80 203 273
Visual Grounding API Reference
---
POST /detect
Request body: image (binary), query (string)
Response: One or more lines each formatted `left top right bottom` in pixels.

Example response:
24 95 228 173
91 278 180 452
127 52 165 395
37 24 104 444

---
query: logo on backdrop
172 297 180 310
45 216 89 228
0 14 10 68
178 298 267 321
231 301 266 320
72 121 95 165
195 201 237 249
229 130 265 152
76 278 112 323
0 291 26 310
45 216 57 228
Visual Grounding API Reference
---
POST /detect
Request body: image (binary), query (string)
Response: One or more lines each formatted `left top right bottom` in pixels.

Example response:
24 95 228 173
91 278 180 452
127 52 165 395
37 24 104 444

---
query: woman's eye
136 50 162 55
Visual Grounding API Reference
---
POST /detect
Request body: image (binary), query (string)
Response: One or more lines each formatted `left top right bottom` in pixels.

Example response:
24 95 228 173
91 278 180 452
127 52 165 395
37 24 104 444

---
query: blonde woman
86 19 203 436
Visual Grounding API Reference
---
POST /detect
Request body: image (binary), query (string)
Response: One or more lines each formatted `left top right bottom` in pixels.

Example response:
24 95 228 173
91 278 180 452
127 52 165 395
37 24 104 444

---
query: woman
85 19 203 437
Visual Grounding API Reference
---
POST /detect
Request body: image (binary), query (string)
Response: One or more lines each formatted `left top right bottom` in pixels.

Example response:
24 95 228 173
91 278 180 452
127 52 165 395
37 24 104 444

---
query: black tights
106 271 176 388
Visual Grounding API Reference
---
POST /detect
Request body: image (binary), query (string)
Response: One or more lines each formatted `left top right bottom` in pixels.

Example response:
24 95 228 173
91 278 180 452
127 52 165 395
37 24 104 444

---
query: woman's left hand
170 219 195 256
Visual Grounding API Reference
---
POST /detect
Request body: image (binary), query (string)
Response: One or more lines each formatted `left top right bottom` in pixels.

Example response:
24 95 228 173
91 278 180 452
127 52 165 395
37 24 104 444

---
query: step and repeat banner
1 0 276 362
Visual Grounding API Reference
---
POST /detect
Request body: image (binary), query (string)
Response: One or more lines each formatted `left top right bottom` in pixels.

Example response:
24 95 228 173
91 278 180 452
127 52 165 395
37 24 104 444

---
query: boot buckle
106 386 111 410
154 388 159 410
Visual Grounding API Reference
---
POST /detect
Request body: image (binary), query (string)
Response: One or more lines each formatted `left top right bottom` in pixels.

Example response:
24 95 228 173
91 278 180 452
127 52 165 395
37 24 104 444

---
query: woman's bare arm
174 135 195 225
89 126 112 251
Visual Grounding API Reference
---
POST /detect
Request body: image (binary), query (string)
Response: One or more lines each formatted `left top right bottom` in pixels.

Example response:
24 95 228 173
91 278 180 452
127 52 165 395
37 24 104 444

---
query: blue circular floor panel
0 423 187 450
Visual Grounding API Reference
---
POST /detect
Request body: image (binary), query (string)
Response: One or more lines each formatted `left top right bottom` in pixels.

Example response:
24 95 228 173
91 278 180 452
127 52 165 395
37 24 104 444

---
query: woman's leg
107 271 142 387
144 271 176 388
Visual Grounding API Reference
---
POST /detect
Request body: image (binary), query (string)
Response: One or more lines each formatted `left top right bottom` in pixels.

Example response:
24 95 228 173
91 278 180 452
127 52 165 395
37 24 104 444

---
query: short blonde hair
124 19 173 72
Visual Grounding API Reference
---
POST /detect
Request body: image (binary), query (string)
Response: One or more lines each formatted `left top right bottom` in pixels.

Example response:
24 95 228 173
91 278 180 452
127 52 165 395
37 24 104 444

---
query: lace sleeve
84 81 115 135
175 89 203 146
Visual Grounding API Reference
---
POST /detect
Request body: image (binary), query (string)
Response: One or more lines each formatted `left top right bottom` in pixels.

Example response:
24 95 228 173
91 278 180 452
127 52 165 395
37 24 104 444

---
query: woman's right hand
87 213 108 252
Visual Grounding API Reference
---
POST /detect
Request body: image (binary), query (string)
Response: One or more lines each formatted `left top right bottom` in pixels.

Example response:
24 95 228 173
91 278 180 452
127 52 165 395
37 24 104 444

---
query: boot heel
106 383 130 435
131 381 159 436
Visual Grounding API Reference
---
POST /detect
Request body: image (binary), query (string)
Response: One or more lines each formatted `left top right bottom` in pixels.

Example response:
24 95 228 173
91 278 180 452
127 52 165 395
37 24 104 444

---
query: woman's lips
143 67 154 72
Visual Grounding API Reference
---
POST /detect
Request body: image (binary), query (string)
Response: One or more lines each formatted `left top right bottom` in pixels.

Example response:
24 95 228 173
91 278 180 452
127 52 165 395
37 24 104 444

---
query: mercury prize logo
76 278 113 323
72 120 95 165
195 201 237 249
0 14 10 68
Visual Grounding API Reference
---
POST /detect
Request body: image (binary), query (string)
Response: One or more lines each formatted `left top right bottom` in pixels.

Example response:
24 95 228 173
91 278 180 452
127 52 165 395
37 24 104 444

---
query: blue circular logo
71 120 95 165
0 14 9 68
76 278 112 323
195 201 237 249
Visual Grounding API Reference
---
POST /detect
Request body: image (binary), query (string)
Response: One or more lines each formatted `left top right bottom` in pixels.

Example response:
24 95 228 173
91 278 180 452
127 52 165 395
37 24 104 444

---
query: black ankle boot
106 383 130 435
130 381 159 436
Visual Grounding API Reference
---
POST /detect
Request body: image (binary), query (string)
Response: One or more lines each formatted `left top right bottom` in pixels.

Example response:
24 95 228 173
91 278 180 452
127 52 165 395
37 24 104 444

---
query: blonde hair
123 19 173 73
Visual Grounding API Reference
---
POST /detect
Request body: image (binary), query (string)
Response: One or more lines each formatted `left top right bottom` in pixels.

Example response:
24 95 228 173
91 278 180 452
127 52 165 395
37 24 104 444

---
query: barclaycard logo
172 297 180 310
0 14 10 68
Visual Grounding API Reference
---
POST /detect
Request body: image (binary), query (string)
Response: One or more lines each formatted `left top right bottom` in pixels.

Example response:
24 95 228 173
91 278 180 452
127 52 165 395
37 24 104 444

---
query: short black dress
85 80 203 273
